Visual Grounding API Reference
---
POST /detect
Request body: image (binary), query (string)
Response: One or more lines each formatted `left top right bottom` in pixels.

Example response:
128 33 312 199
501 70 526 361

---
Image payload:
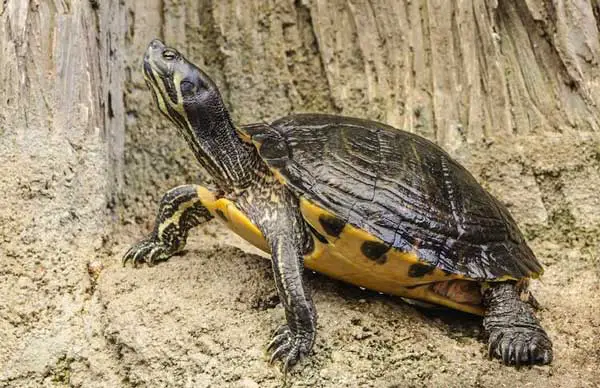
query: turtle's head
142 39 257 189
143 39 227 136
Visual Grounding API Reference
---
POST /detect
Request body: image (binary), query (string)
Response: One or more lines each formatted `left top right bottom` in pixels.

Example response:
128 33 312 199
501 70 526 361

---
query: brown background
1 1 599 386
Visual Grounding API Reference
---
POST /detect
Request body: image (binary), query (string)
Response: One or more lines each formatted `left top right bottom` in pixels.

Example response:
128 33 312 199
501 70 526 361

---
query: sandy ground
89 213 599 387
1 187 598 387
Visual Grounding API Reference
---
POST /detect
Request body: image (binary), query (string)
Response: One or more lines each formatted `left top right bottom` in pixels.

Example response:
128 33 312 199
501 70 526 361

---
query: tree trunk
1 0 599 386
0 1 125 385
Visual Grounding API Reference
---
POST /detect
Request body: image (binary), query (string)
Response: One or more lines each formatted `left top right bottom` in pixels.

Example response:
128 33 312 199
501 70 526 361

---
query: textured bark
1 0 599 386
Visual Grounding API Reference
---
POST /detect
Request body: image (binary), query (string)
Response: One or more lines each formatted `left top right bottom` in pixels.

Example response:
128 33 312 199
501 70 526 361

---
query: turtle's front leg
256 199 317 372
266 234 317 372
123 184 214 267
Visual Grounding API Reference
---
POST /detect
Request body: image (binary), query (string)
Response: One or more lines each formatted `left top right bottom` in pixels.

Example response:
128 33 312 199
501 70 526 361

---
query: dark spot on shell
408 263 435 278
318 214 346 238
307 223 329 244
361 241 390 264
215 209 227 222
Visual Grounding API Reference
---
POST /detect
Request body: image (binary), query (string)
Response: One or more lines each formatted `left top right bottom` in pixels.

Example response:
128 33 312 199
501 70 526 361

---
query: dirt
1 0 600 387
3 197 599 387
83 216 596 388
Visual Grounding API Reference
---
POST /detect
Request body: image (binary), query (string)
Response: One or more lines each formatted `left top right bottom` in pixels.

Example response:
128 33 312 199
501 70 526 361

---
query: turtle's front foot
487 326 552 366
123 185 213 268
267 324 315 373
122 236 173 267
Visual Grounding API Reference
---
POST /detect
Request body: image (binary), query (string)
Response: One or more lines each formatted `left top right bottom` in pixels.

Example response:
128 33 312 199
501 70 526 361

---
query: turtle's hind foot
122 236 173 267
483 282 553 367
487 326 552 366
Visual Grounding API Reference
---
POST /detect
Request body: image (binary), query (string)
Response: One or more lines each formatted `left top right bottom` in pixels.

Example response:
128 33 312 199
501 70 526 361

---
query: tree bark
0 1 124 385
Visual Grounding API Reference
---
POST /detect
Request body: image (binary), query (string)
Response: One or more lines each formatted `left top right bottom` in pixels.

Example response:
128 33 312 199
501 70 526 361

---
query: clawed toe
488 328 552 367
122 238 170 267
267 330 291 355
269 341 295 367
266 325 314 374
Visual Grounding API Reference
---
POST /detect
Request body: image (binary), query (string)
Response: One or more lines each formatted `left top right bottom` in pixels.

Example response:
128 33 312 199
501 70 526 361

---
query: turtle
124 39 553 370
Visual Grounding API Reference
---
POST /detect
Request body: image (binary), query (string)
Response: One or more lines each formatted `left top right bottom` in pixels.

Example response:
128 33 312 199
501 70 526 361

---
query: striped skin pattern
123 185 213 266
124 39 552 370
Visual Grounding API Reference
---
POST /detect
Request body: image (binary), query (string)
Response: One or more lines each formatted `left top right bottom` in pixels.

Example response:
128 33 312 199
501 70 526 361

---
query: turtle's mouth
146 38 166 59
142 59 155 84
142 39 183 118
142 57 177 122
143 39 173 80
142 56 165 112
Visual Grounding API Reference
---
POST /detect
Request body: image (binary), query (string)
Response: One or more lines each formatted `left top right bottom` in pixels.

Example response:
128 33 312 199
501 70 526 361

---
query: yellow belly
197 186 484 316
196 186 269 252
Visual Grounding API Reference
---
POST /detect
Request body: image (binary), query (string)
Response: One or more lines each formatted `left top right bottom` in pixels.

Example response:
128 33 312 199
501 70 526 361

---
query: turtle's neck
180 105 263 192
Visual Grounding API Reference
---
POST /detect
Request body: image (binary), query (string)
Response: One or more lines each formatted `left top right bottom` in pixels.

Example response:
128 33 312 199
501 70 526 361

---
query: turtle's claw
122 237 171 267
269 340 293 365
487 327 552 366
267 332 290 354
267 324 314 374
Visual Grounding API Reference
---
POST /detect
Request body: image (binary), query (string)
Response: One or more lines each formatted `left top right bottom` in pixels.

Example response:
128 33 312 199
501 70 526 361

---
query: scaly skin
127 39 318 370
124 172 318 371
483 282 552 366
123 185 213 266
235 176 317 371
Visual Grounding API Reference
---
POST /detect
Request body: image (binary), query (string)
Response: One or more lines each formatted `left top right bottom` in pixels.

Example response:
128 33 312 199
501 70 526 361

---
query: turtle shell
240 114 542 281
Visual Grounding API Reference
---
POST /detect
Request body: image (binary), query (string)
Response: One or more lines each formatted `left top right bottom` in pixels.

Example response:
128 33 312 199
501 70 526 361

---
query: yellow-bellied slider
124 39 553 372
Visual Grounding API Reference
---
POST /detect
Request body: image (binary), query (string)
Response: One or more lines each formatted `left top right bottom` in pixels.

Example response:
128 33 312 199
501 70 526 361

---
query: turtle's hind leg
123 184 214 267
483 282 552 366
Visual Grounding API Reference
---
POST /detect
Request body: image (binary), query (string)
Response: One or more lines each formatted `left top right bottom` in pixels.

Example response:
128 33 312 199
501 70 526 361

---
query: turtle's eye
180 80 196 97
162 49 177 61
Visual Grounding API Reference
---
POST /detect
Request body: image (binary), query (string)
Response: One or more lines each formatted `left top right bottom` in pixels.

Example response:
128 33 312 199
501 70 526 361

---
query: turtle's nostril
149 39 164 50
